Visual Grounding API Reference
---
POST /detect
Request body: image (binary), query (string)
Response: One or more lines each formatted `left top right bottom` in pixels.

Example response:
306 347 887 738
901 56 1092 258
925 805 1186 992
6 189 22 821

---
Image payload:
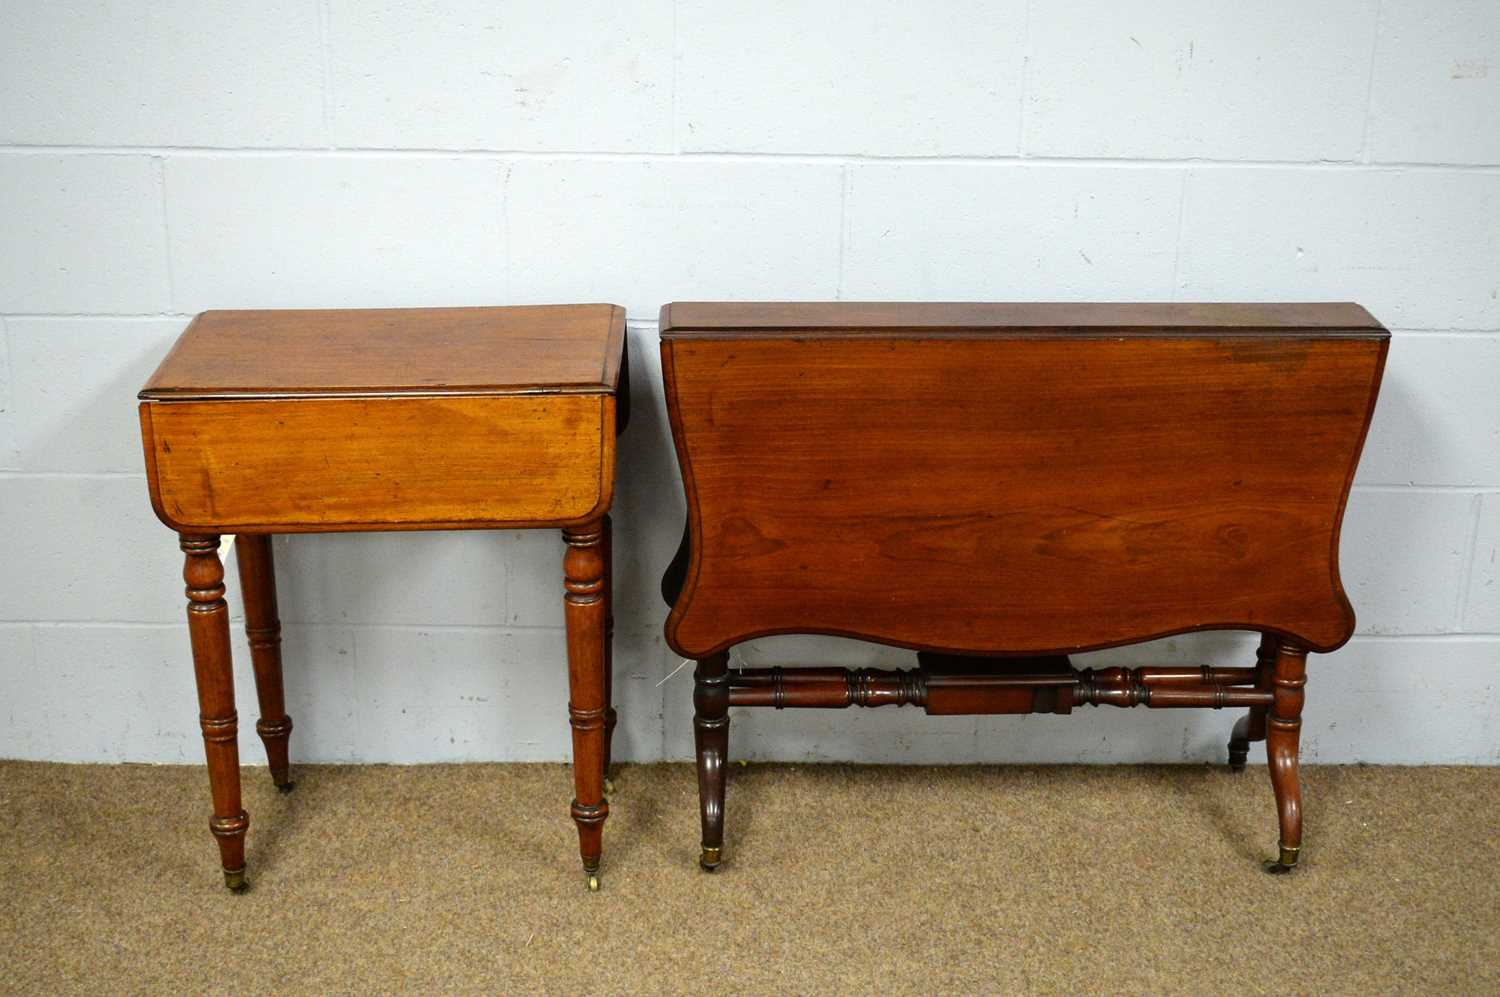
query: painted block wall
1 1 1497 765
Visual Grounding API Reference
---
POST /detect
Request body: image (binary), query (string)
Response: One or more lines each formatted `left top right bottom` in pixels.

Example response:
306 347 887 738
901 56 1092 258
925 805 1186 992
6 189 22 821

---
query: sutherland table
660 301 1388 875
139 304 627 891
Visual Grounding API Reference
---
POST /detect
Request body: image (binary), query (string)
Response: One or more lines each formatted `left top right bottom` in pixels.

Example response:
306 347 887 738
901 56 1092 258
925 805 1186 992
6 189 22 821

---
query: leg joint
570 800 609 826
200 713 239 742
255 716 293 739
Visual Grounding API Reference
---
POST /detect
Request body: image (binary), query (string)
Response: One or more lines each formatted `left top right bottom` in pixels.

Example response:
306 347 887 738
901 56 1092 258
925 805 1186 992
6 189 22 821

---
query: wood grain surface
661 301 1382 336
661 304 1387 658
142 394 614 531
141 304 625 398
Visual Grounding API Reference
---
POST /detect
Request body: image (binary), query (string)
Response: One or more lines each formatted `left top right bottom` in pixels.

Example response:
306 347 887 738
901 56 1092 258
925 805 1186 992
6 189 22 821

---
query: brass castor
585 870 601 892
223 867 248 893
699 846 722 872
1227 738 1249 772
1263 843 1300 874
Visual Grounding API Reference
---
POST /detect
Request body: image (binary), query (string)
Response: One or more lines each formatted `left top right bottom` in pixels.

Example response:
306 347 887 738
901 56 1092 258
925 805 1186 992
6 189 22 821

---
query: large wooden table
659 301 1388 874
139 304 626 891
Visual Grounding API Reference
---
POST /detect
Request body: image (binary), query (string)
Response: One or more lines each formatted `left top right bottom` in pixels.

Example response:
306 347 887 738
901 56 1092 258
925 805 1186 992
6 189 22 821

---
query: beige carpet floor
1 760 1497 995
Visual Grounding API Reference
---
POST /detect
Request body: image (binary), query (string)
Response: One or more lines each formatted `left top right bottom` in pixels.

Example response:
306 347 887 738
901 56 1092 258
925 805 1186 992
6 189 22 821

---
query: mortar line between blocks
0 316 15 469
1455 493 1486 629
154 157 177 312
3 146 1500 173
1169 170 1191 301
836 165 849 299
1014 0 1032 155
1352 484 1500 494
669 0 680 154
1389 328 1500 337
500 162 513 303
19 623 39 746
0 313 197 321
317 0 336 149
0 471 146 480
1357 0 1385 165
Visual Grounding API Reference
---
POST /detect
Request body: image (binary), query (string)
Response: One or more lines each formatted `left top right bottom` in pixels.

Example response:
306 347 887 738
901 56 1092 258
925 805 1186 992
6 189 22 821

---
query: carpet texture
1 760 1496 994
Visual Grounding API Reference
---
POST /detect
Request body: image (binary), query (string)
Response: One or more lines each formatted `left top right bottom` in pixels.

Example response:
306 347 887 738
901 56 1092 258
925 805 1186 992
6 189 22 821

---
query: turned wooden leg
236 535 293 792
563 522 609 891
1228 633 1277 772
602 514 617 790
694 650 731 871
181 535 249 892
1265 640 1308 873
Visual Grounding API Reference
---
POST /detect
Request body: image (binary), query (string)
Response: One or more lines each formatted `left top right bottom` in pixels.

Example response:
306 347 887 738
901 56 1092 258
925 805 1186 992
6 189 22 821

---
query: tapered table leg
564 522 609 891
181 535 249 892
236 535 293 791
1265 640 1308 873
602 515 617 788
694 650 731 871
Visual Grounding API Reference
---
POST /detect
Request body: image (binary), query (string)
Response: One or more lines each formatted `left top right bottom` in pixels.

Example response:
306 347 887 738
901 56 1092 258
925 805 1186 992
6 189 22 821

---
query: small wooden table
660 301 1388 874
139 305 626 891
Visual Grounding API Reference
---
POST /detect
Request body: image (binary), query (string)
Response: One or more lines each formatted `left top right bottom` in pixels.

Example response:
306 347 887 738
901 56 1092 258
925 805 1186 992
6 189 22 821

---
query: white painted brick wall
6 319 184 472
0 475 246 624
505 160 844 314
327 0 675 152
842 164 1183 299
1177 168 1500 331
0 625 39 756
676 0 1028 155
165 157 508 311
0 155 170 313
0 2 326 148
1468 495 1500 633
1355 335 1500 487
1023 0 1380 160
1367 0 1500 165
0 319 18 470
1338 490 1480 634
1 2 1496 767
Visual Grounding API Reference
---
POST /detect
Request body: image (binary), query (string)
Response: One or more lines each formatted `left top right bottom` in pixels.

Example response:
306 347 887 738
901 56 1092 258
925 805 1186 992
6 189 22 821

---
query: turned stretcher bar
726 662 1269 712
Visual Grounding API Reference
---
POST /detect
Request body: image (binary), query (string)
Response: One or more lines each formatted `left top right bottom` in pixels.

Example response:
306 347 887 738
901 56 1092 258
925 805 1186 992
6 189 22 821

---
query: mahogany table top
142 304 626 400
660 301 1383 338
